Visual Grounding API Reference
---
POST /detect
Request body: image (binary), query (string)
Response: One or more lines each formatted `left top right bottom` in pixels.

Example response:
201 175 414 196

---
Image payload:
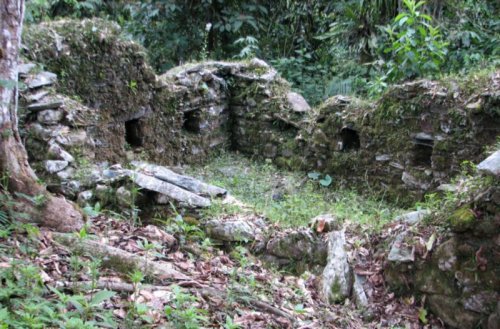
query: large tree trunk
0 0 83 232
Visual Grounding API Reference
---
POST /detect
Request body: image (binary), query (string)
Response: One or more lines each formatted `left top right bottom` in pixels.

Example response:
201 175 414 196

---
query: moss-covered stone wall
22 19 499 201
23 19 307 166
297 78 500 202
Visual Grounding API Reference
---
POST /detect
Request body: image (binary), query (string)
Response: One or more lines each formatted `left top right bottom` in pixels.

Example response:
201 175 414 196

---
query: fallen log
52 233 190 281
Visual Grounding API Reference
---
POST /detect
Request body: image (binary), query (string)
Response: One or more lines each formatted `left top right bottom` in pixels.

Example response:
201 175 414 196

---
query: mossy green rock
448 205 475 232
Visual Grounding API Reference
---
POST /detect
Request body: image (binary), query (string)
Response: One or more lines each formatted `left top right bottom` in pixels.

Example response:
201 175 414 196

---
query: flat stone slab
132 162 226 197
44 160 69 173
205 219 258 242
388 233 415 263
28 100 64 112
37 109 64 124
28 71 57 89
18 63 37 76
477 150 500 176
128 171 211 208
287 92 311 113
26 90 49 103
395 209 431 226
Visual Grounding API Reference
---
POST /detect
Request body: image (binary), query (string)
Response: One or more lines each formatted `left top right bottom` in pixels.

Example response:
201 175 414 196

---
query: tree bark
0 0 83 232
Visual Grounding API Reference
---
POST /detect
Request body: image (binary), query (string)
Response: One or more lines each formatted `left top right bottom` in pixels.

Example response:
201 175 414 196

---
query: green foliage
25 0 109 23
223 316 241 329
23 0 499 101
83 202 102 218
233 36 260 59
381 0 448 81
0 261 116 328
442 0 500 72
308 172 333 187
164 286 208 329
161 213 205 245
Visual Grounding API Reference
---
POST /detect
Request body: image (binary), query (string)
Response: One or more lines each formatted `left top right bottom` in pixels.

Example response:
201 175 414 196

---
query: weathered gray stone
77 190 93 207
310 214 341 233
477 150 500 176
29 123 52 140
37 109 64 124
44 160 69 173
249 58 269 69
28 100 64 112
56 167 75 181
464 292 498 314
266 229 327 264
205 219 258 242
132 162 226 197
48 142 74 162
18 63 37 76
394 209 430 226
129 172 210 208
414 132 434 142
25 90 49 103
60 180 81 197
286 92 311 113
428 295 479 329
94 184 113 204
375 154 392 162
388 233 414 263
352 274 368 308
402 172 430 190
321 230 352 303
434 238 458 272
154 193 170 204
28 71 57 89
55 129 88 147
116 186 133 207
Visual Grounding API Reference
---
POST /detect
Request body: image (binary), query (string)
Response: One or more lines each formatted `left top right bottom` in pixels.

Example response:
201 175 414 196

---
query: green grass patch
189 153 403 231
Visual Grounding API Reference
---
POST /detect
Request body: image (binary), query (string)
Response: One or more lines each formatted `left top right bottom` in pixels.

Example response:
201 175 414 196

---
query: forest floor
0 153 445 328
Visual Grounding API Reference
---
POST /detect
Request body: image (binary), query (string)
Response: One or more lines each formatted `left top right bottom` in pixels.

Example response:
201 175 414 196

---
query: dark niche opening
182 110 202 133
412 143 433 166
125 119 143 147
412 134 434 167
340 127 360 151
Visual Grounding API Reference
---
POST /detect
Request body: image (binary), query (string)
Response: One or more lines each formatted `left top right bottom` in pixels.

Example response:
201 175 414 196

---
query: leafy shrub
381 0 448 81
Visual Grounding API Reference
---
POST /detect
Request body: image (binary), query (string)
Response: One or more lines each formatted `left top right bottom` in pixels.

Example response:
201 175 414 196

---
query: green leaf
90 290 116 305
319 175 332 187
394 13 406 22
398 16 409 26
420 14 432 21
418 307 428 324
307 172 320 180
0 308 9 321
68 297 84 313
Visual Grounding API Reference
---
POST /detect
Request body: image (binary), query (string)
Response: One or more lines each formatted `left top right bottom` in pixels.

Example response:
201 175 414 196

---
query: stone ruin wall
301 78 500 202
21 19 500 202
17 19 500 329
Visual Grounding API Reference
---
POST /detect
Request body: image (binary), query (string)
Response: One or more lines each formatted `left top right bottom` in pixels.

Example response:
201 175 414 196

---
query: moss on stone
448 205 475 232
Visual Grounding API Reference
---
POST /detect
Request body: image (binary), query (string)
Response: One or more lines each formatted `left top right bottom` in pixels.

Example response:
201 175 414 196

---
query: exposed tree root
52 233 190 280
